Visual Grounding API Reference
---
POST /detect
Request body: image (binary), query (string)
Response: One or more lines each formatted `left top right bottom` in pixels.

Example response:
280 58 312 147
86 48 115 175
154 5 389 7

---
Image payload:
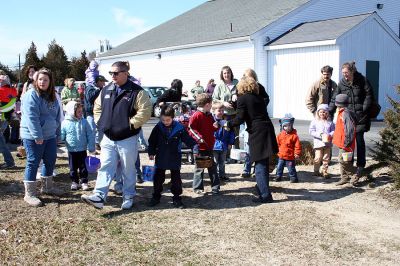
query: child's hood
64 100 78 119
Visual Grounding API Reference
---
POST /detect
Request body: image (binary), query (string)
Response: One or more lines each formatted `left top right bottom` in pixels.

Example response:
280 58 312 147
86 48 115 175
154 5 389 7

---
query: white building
97 0 400 120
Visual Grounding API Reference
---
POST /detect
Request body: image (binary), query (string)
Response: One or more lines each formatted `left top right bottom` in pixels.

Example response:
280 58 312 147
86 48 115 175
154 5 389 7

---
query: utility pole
18 54 21 84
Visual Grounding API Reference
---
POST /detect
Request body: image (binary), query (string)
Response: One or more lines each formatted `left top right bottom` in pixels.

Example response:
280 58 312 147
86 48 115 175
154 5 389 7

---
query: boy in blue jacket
212 102 235 181
61 101 95 191
147 105 198 208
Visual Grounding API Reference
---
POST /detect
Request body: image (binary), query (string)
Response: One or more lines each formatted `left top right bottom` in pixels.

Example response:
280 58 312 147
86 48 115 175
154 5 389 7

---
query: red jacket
277 129 301 160
333 108 356 151
0 85 17 103
188 110 217 150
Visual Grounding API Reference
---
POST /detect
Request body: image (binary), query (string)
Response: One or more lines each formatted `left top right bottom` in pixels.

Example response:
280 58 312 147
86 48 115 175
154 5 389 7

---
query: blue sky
0 0 206 68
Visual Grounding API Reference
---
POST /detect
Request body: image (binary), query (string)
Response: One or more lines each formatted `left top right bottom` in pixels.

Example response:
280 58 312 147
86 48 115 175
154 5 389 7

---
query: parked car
142 86 168 117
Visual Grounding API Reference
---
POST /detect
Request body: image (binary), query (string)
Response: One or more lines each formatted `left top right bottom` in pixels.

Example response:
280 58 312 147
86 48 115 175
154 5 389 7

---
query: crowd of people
0 60 377 209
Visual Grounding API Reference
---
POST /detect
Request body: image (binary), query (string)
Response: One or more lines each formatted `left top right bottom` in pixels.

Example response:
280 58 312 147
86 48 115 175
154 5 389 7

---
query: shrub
370 85 400 189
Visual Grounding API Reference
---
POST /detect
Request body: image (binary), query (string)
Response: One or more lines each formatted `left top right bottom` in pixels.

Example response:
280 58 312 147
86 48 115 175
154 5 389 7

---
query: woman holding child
226 76 278 203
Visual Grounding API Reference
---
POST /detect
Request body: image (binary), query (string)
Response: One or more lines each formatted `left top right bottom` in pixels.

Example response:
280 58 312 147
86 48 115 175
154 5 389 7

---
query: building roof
99 0 310 58
269 13 373 46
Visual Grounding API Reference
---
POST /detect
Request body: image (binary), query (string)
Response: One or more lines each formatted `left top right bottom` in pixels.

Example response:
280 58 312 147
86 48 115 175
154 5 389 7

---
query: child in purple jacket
309 104 335 178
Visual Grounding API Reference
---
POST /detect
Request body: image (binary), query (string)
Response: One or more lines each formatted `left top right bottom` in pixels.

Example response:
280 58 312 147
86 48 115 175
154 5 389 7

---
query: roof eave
265 39 336 50
97 35 251 60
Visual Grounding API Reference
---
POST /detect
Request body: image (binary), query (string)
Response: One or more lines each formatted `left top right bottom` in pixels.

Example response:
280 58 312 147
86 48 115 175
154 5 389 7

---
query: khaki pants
314 146 331 173
338 148 355 179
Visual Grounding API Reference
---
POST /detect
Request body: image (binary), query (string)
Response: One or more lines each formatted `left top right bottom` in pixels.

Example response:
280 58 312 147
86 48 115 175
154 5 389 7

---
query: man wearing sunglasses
81 61 152 210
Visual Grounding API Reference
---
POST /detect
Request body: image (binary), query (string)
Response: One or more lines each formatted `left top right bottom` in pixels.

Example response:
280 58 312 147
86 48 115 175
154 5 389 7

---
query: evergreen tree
69 50 90 81
370 85 400 189
43 39 69 85
21 41 43 82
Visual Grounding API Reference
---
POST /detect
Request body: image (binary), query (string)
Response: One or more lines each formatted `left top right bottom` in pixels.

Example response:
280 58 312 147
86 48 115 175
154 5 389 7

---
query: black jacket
97 80 142 141
84 84 101 116
329 72 373 132
156 88 181 105
227 93 278 162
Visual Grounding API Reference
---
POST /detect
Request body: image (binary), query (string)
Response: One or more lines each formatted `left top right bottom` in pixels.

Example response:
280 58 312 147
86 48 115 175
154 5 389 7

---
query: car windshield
146 87 165 97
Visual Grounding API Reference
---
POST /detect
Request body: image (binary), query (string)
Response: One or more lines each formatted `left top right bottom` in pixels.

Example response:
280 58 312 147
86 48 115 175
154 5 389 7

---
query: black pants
153 168 182 200
68 151 88 183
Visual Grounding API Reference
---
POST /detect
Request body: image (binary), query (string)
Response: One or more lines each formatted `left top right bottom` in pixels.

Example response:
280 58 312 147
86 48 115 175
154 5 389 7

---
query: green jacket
212 79 238 115
61 86 80 107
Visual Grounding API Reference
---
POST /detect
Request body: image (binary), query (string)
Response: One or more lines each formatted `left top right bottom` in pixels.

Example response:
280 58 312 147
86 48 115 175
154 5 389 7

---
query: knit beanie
317 104 329 112
279 113 295 127
335 94 349 107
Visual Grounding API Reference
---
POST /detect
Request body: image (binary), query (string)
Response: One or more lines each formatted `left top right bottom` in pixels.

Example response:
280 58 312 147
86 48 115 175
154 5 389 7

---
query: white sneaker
121 197 133 210
71 182 80 191
81 183 90 191
81 194 104 209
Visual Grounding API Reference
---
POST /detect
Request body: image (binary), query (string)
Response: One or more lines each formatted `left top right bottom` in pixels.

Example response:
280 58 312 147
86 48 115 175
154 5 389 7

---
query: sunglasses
109 71 125 77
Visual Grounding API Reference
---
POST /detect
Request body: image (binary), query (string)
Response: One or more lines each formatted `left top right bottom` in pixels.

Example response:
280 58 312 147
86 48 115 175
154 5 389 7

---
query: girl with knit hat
275 114 301 183
309 104 335 178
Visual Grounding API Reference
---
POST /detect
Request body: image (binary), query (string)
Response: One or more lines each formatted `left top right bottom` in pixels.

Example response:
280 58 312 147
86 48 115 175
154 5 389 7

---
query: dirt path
1 154 399 265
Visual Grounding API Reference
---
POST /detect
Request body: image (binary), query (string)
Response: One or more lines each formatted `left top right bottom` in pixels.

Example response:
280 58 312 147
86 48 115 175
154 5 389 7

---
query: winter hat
95 75 108 83
279 113 295 127
335 94 349 107
317 104 329 112
65 101 79 118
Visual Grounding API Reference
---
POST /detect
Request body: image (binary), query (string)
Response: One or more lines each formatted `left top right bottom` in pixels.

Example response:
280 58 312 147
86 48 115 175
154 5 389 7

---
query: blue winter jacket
213 118 235 151
20 89 61 140
148 121 198 170
61 114 95 152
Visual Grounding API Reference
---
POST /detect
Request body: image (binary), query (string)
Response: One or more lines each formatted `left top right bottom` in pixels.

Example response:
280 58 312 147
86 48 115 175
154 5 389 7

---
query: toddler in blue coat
61 101 95 191
147 105 198 208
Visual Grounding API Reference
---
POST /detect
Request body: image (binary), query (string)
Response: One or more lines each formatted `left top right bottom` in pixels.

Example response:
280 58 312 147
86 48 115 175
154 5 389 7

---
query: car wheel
154 105 162 118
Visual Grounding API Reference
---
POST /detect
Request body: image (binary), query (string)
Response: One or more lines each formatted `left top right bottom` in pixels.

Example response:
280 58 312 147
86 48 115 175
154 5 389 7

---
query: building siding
98 41 254 92
339 18 400 118
267 45 339 120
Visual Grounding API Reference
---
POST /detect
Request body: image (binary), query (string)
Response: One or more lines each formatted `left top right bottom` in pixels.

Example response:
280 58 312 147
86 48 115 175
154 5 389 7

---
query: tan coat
305 78 337 114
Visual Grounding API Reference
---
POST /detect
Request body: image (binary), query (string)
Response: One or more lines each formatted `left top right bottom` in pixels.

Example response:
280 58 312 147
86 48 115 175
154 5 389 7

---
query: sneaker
335 177 350 186
148 197 160 207
220 176 230 181
194 189 204 194
240 173 251 178
274 176 282 182
121 197 133 210
81 183 90 191
290 177 299 183
252 194 273 204
81 194 104 209
0 164 15 169
137 175 144 184
211 189 220 195
350 175 360 186
71 182 80 191
172 198 185 209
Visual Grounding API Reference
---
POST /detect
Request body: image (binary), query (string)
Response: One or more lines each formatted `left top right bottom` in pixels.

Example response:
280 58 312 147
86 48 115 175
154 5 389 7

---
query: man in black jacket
329 62 373 178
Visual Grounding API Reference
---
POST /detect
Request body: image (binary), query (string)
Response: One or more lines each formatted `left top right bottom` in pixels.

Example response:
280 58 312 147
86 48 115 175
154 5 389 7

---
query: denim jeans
0 130 14 166
276 158 298 179
213 150 227 178
243 153 253 174
193 150 220 191
254 159 271 198
356 131 366 168
114 153 142 185
23 138 57 182
94 134 138 200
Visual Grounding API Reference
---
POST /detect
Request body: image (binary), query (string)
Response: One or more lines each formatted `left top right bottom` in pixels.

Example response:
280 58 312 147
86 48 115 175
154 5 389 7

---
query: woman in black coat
226 76 278 203
156 79 182 106
329 62 373 177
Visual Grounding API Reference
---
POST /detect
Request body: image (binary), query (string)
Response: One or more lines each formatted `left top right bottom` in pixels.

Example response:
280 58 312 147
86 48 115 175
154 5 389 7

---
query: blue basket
85 156 101 174
142 165 155 182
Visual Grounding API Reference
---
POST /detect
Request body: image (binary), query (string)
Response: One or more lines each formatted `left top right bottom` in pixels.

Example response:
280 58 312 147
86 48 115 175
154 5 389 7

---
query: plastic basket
341 150 353 162
85 156 101 173
230 149 247 161
142 165 156 182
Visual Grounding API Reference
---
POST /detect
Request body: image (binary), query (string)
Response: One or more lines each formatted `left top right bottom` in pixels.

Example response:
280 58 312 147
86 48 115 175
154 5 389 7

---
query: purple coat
309 119 335 148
